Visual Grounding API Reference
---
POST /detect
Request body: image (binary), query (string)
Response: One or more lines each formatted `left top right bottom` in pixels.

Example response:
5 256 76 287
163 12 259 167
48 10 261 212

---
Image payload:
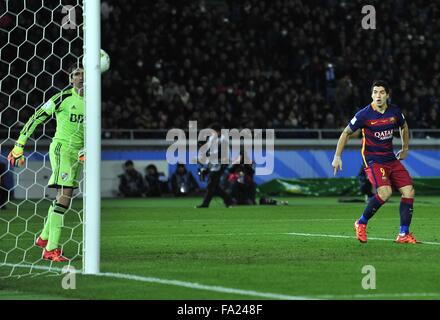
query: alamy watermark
361 5 376 30
61 265 76 290
62 5 77 30
361 265 376 290
166 121 274 175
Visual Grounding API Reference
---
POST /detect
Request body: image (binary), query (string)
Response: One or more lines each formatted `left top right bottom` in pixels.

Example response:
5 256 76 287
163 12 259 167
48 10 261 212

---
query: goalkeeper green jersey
18 88 84 150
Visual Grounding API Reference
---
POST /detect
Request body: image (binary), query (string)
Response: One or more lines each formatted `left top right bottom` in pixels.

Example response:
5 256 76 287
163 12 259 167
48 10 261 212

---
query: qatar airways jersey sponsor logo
374 129 394 140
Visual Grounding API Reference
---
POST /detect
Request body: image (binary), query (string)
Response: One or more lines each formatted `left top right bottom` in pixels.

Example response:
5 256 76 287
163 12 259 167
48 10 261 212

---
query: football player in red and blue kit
332 80 417 244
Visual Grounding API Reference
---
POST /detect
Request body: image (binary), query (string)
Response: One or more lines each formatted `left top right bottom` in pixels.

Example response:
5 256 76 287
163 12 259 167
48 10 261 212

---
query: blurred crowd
101 0 440 131
1 0 439 133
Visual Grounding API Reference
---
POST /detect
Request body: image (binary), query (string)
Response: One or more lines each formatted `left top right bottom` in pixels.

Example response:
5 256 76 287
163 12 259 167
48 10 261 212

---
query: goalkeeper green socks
39 203 54 241
46 203 68 251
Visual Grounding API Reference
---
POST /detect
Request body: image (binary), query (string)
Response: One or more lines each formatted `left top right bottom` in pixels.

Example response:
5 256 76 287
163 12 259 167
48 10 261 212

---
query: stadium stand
1 0 439 133
101 0 440 131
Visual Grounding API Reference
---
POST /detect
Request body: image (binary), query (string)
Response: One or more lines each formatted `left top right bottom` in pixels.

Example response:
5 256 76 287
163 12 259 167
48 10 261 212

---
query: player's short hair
371 80 390 94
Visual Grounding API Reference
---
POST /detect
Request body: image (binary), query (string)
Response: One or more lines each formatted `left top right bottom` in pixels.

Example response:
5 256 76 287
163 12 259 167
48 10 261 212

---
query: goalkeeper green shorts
48 141 82 189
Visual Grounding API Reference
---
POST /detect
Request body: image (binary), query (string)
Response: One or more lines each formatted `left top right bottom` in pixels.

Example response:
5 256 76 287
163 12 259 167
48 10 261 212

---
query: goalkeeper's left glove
78 149 85 163
8 142 25 167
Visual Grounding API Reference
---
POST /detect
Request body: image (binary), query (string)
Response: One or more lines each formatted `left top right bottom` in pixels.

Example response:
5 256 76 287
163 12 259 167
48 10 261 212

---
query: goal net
0 0 84 277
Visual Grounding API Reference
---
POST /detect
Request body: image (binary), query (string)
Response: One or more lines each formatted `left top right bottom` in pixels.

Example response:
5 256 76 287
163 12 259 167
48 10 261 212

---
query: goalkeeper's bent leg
46 187 73 251
46 202 68 251
39 201 55 240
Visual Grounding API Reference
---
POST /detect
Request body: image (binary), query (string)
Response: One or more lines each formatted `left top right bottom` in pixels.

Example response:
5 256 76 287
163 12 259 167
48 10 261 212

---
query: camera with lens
198 166 209 182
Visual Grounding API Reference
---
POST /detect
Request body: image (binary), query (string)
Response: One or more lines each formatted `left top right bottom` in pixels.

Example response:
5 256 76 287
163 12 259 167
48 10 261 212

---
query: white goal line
3 263 439 300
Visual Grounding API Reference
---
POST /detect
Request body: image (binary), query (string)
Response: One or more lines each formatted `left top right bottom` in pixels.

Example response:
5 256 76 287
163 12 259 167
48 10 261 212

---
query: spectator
101 1 114 20
170 163 199 196
145 164 168 196
118 160 145 197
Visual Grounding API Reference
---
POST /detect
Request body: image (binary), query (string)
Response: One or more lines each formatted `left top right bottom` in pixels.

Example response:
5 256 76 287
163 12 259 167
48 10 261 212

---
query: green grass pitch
1 196 440 300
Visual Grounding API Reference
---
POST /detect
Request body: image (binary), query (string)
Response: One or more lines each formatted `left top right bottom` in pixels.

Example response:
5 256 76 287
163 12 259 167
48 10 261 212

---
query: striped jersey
18 88 84 150
348 103 406 166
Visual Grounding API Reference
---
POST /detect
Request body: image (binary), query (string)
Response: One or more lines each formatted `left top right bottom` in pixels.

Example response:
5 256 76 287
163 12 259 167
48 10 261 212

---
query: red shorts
364 160 413 189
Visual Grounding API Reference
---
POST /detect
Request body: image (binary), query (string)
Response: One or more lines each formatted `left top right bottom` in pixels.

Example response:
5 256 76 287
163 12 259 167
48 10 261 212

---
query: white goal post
83 0 101 275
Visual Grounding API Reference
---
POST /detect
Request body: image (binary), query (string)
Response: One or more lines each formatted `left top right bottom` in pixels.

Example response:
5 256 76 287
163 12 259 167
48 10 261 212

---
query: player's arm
397 121 409 160
17 107 51 145
8 98 56 167
332 126 354 175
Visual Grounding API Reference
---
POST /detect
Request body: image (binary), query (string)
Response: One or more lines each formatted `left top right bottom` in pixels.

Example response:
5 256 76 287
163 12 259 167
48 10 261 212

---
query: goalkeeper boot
43 248 68 262
354 220 367 243
395 232 418 244
35 236 48 248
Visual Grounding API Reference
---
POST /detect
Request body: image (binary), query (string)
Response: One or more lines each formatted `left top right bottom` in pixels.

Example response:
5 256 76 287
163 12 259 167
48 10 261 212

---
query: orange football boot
395 232 418 244
43 248 68 262
354 220 367 243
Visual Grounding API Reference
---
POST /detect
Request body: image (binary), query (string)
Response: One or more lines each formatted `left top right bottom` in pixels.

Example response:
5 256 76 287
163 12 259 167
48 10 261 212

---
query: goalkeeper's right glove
8 142 25 167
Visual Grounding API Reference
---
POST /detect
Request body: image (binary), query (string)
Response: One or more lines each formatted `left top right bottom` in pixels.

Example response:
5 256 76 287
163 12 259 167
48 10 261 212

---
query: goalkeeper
8 67 85 262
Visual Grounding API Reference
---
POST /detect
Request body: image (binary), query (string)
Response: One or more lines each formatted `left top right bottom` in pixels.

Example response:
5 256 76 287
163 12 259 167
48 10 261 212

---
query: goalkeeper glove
8 142 25 167
78 149 85 163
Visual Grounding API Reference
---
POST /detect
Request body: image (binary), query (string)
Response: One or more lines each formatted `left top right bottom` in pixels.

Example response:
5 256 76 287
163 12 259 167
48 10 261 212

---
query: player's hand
396 149 408 160
332 155 342 176
78 149 85 163
7 143 25 167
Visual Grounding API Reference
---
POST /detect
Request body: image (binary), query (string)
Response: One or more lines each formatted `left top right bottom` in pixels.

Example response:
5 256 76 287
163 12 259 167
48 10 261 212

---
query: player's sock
46 203 68 251
39 202 55 241
399 197 414 235
358 194 385 224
